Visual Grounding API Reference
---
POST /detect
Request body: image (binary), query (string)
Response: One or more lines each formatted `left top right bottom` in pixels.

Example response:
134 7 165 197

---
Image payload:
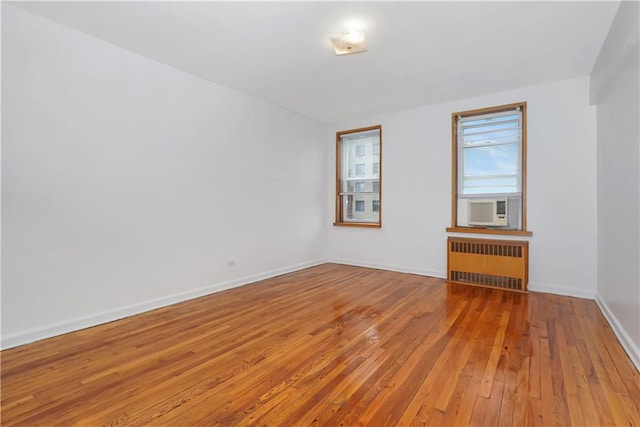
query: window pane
460 114 520 134
463 176 518 194
461 128 520 146
462 143 519 194
463 144 518 177
336 126 381 225
372 200 380 212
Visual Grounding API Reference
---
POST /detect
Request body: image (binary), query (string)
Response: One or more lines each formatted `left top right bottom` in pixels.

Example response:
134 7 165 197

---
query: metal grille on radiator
449 240 524 258
449 271 522 290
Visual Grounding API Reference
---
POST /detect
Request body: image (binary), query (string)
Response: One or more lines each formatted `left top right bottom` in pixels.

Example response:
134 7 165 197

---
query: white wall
1 5 327 348
327 77 598 298
591 1 640 371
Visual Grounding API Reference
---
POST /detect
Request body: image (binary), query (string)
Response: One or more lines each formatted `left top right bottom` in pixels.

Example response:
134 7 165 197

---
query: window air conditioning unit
468 199 508 227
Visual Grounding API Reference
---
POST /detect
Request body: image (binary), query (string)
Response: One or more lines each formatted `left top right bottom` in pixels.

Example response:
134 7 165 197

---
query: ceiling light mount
330 30 367 56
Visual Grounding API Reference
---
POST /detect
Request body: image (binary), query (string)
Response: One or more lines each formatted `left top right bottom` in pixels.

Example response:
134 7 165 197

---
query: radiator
447 237 529 292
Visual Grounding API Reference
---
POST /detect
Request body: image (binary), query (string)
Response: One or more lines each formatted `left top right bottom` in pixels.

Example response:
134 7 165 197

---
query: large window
335 125 382 227
450 102 530 235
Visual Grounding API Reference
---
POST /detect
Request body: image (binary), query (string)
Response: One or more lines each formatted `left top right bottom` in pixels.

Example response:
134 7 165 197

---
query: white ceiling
12 1 620 124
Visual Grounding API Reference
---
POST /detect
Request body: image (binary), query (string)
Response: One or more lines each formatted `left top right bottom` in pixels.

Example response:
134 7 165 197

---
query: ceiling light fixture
330 30 367 56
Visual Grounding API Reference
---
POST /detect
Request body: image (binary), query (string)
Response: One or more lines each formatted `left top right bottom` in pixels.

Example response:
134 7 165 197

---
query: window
450 102 530 235
335 125 382 227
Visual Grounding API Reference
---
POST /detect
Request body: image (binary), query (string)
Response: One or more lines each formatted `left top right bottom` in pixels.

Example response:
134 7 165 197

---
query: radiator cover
447 237 529 292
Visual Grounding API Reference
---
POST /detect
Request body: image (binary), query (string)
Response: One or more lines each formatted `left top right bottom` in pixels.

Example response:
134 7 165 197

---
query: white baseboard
595 293 640 373
1 259 326 350
527 281 597 299
328 258 446 280
331 262 599 301
6 259 637 375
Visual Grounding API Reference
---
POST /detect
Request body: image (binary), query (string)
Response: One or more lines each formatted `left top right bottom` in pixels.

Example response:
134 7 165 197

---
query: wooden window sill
334 222 381 228
446 227 532 237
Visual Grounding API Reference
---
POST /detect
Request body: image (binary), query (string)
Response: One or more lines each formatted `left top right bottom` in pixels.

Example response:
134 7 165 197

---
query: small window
450 102 528 234
335 125 382 227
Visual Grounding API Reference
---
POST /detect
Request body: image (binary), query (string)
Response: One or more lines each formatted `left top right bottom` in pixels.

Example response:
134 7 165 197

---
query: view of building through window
336 126 381 226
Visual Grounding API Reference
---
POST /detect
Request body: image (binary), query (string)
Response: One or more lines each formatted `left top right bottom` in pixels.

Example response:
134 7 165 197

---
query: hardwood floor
1 263 639 426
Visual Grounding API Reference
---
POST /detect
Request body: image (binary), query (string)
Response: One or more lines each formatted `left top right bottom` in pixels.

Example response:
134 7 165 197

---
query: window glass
462 144 518 194
335 126 382 227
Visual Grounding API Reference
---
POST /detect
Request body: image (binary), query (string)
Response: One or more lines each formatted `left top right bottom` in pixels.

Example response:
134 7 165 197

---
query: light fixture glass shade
330 31 367 55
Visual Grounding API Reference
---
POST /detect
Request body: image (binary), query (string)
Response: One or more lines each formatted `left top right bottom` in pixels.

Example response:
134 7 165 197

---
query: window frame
448 102 532 236
334 125 382 228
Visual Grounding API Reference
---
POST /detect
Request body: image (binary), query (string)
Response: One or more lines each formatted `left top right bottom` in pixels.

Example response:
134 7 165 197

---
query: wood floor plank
478 305 511 398
483 378 505 426
397 291 494 425
2 264 638 426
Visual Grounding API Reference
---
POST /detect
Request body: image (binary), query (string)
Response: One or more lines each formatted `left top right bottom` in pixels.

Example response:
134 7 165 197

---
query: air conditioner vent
468 199 508 226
